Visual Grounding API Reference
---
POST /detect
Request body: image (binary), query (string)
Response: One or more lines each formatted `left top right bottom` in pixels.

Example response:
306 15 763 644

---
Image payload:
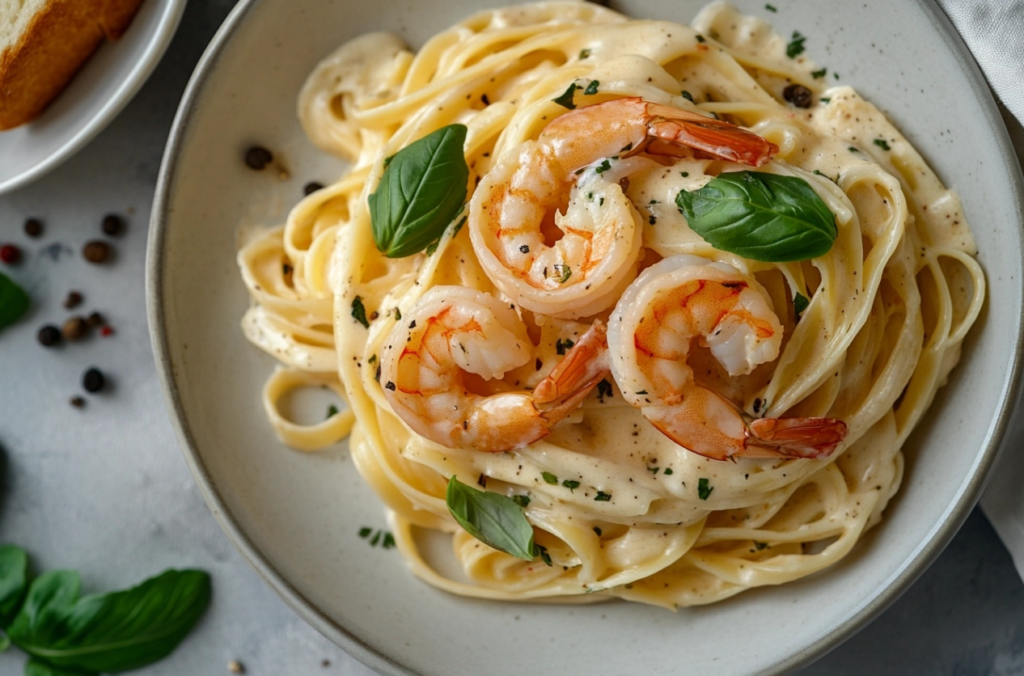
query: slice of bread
0 0 146 130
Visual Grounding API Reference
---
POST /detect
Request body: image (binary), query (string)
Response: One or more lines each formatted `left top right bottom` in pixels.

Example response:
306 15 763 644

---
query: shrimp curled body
607 255 847 460
469 98 778 320
380 287 605 452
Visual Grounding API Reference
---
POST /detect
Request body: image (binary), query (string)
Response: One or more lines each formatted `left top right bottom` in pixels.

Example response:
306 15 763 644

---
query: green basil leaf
24 657 96 676
446 476 535 560
369 124 469 258
9 569 210 673
0 544 30 627
0 273 29 332
8 571 80 646
676 171 837 262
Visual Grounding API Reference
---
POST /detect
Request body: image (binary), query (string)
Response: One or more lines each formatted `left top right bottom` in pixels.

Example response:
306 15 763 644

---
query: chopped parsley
754 541 770 551
594 490 612 502
812 168 839 184
595 158 612 174
819 96 831 103
765 3 777 11
553 263 572 283
553 82 578 109
663 468 674 475
351 296 369 327
681 90 694 103
698 478 714 500
811 67 827 79
579 48 591 59
584 80 600 95
874 138 891 151
695 34 706 43
620 142 634 153
327 404 339 419
359 527 395 549
534 543 553 566
848 146 859 153
394 307 401 321
647 466 660 475
593 526 603 537
555 338 575 355
786 31 806 59
562 479 580 492
512 494 531 508
794 292 810 321
542 471 558 485
680 171 690 177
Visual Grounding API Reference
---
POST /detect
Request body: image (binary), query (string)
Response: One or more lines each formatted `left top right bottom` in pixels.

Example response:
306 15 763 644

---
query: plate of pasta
149 0 1023 674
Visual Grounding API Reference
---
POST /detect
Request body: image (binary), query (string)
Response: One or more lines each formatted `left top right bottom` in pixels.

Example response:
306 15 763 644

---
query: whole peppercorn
63 291 84 309
62 316 88 341
24 218 43 238
37 325 62 347
82 240 111 264
102 214 125 237
86 311 105 328
0 244 21 264
244 146 273 170
783 84 813 109
82 367 105 393
70 396 86 408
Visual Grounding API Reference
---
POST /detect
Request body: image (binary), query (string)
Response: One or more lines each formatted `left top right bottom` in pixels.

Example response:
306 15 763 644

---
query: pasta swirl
237 1 984 609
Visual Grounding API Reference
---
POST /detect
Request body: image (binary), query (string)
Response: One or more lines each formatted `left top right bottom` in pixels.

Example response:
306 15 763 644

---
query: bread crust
0 0 146 130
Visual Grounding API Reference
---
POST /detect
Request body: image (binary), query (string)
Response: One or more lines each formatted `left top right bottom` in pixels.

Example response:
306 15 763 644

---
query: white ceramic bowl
0 0 187 194
148 1 1024 674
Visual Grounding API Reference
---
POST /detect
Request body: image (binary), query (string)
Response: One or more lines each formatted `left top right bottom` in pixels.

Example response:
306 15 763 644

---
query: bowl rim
0 0 189 195
146 1 1024 674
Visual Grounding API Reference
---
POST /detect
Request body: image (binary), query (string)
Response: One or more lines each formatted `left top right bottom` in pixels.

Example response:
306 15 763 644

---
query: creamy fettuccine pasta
238 1 985 608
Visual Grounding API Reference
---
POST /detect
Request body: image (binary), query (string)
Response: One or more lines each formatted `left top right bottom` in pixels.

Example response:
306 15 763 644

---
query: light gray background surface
1 1 1023 674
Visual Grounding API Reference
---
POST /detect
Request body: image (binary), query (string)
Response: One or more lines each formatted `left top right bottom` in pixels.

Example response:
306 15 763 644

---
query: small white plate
149 1 1024 674
0 0 187 194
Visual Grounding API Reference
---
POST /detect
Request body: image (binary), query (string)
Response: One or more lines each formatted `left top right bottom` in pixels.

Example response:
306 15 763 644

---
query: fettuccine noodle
237 1 984 608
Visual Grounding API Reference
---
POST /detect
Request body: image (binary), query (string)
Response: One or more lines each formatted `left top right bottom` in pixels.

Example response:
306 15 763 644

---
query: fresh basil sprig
676 171 837 262
446 476 535 560
0 272 29 332
0 547 210 675
369 124 469 258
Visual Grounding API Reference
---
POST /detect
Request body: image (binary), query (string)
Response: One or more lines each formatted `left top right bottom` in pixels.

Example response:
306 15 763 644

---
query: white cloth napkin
936 0 1024 580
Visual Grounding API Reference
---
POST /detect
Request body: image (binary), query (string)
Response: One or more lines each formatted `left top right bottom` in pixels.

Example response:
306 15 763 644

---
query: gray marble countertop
1 1 1023 674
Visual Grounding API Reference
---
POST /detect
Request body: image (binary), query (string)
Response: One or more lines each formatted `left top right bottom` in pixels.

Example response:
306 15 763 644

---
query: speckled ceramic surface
148 1 1024 674
0 0 187 194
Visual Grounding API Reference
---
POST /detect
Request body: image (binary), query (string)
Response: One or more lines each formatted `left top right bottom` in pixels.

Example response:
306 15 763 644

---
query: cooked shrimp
606 255 847 460
380 286 607 452
468 97 779 320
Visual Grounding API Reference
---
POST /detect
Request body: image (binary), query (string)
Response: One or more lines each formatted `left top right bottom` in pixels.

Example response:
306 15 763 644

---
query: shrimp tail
534 321 609 408
640 101 779 167
746 417 848 459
